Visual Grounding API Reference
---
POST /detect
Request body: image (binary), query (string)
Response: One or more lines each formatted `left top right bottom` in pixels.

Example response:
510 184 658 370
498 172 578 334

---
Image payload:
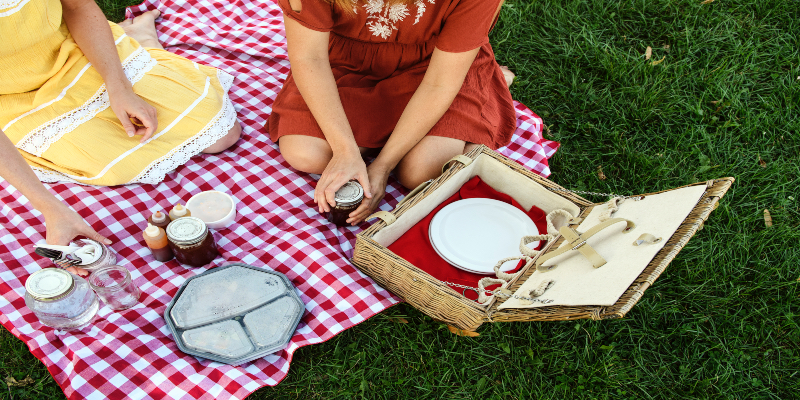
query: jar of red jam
166 217 219 268
326 181 364 226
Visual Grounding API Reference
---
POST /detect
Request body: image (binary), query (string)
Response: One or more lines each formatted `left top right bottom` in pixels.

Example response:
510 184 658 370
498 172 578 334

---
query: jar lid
25 269 74 301
167 217 208 246
334 182 364 208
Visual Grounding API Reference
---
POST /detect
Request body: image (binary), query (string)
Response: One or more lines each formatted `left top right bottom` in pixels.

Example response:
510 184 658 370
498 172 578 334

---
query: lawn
2 0 799 399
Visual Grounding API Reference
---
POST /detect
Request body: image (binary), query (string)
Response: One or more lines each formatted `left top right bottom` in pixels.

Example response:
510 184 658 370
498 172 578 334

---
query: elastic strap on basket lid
535 217 636 271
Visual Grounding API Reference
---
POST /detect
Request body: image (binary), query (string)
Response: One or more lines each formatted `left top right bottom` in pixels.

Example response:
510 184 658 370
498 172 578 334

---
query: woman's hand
108 87 158 143
315 150 373 213
42 202 111 276
346 163 389 225
42 202 111 246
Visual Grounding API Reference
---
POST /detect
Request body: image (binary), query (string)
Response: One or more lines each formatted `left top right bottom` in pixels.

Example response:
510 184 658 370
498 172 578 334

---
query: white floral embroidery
413 0 435 25
364 0 436 39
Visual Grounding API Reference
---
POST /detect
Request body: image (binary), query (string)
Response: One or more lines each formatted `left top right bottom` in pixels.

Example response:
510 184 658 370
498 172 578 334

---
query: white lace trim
0 0 23 9
32 166 87 186
0 0 30 17
4 35 128 132
16 46 156 157
33 69 236 186
128 70 236 185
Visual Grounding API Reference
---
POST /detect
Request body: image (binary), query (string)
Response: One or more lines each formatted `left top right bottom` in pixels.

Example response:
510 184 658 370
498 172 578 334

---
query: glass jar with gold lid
166 216 219 267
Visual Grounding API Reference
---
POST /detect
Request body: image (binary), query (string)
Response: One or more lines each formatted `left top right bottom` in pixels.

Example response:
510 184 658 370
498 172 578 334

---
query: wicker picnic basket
352 146 733 332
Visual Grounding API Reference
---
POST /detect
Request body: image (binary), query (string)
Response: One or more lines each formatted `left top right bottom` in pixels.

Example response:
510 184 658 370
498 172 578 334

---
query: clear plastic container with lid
70 239 118 272
326 181 364 226
166 216 219 268
163 263 304 365
24 268 99 331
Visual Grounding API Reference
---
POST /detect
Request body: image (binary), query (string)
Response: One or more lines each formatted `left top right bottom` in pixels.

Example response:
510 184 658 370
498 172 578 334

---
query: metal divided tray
164 263 304 365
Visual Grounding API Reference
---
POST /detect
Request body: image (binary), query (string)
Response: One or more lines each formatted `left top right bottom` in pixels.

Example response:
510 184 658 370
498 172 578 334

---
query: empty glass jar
87 265 140 311
24 268 99 331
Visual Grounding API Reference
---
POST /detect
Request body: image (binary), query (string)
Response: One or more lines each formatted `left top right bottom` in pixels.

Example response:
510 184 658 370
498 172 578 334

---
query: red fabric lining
388 177 546 301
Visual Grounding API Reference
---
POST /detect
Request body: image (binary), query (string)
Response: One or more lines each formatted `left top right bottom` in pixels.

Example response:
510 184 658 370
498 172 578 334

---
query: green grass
3 0 799 398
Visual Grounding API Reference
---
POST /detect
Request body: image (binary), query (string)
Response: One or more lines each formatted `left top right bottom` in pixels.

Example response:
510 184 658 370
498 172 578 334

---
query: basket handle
365 154 473 226
366 211 397 226
366 180 431 225
535 218 635 271
441 154 473 174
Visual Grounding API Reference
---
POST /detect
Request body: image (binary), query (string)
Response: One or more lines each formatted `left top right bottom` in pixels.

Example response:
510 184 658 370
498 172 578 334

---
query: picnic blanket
0 0 558 398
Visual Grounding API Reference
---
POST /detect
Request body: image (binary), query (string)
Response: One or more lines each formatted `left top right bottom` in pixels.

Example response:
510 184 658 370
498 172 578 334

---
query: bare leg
499 65 516 88
202 121 243 154
395 136 474 189
118 10 164 50
278 135 372 174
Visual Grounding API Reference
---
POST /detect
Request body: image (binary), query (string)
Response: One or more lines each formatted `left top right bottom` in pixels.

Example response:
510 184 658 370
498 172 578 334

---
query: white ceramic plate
429 198 539 275
428 228 484 275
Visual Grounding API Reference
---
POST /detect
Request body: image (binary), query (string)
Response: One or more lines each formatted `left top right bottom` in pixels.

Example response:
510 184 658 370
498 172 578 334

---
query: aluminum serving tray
164 263 304 365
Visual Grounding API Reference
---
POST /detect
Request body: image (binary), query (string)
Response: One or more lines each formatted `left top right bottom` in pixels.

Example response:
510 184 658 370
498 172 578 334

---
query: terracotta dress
268 0 515 149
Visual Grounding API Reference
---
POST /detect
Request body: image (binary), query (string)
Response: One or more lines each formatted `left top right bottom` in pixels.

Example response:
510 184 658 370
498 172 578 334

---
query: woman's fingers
323 175 350 212
346 201 372 225
66 266 90 277
132 106 158 142
315 173 332 213
118 111 137 137
356 171 372 199
81 224 112 245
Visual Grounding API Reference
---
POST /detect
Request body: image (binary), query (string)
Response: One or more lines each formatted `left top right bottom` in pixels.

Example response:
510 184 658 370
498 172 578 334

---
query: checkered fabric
0 0 558 398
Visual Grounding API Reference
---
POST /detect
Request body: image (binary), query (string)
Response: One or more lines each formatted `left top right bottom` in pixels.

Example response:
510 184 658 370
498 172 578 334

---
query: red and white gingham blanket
0 1 558 398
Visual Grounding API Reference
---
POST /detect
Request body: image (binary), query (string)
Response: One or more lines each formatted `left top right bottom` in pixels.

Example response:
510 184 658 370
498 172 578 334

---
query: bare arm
60 0 158 141
373 48 479 173
0 130 110 246
346 47 479 224
284 15 373 212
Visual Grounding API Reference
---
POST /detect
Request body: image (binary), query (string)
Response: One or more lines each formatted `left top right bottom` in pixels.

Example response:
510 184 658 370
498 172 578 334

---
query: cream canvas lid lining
499 184 708 309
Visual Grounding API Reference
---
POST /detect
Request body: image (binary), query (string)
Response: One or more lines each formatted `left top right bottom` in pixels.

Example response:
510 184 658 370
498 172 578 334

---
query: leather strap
535 218 635 271
366 211 397 226
441 154 474 174
633 233 661 246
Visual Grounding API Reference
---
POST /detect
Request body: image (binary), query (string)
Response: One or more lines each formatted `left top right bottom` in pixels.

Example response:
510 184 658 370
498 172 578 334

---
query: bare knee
395 136 467 189
396 167 435 190
202 121 242 154
278 135 332 174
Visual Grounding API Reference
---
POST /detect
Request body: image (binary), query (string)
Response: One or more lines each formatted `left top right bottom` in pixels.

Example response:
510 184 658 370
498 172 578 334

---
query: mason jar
326 181 364 226
24 268 99 331
166 217 219 268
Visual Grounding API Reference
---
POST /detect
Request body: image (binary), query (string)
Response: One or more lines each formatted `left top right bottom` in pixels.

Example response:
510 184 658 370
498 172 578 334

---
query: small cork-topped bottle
326 181 364 227
169 203 191 221
148 211 171 229
143 223 174 262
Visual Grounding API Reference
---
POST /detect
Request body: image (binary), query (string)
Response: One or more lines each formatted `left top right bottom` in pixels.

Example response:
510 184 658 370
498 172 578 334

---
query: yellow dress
0 0 236 186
